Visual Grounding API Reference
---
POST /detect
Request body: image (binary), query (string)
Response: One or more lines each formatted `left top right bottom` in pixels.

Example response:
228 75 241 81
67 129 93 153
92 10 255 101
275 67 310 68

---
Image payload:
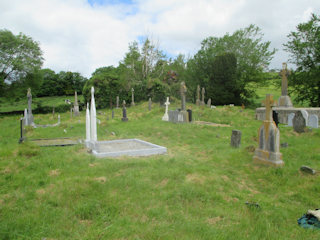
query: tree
83 66 121 108
187 25 276 104
0 29 43 93
284 13 320 106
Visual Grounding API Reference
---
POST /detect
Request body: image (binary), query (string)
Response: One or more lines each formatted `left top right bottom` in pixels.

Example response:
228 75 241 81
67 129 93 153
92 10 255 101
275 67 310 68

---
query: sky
1 0 319 78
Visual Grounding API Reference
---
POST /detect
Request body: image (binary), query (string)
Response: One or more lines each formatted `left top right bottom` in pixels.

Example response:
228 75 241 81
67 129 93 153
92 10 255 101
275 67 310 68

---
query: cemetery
1 11 320 240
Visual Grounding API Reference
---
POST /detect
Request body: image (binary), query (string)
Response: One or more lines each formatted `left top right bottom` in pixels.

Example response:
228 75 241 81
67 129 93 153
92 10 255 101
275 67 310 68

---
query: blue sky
0 0 319 77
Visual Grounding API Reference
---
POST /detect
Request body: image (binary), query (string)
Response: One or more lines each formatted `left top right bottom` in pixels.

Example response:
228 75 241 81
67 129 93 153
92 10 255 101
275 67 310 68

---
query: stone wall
256 107 320 124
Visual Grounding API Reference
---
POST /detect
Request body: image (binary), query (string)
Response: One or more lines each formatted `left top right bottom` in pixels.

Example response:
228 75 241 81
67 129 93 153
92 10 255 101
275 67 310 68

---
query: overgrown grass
0 97 319 239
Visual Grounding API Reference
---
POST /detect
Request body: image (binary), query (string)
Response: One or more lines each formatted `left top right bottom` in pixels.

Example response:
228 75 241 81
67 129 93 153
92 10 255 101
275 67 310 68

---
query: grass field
0 88 320 239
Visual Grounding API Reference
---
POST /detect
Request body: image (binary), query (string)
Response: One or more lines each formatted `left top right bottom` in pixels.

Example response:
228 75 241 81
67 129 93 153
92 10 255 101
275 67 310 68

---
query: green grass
0 98 319 239
0 95 85 112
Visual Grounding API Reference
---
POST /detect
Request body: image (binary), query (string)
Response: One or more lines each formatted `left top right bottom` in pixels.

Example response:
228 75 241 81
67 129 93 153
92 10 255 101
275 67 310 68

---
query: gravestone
278 63 293 107
162 97 170 121
86 102 91 146
201 87 205 106
207 98 211 107
168 110 188 123
19 118 26 143
24 108 28 126
187 109 192 122
122 100 128 122
90 87 97 142
74 91 79 116
196 85 201 106
131 88 135 107
253 94 284 166
148 98 152 111
27 88 34 125
181 82 187 111
300 109 309 124
293 111 306 133
308 114 318 128
287 113 295 126
231 130 241 148
116 96 119 108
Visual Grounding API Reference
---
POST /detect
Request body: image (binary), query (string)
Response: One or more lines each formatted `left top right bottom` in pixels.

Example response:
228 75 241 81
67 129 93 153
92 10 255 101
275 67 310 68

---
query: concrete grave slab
91 139 167 158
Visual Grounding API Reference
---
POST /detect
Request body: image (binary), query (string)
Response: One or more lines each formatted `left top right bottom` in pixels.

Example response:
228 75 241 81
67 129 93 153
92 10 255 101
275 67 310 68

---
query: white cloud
0 0 320 77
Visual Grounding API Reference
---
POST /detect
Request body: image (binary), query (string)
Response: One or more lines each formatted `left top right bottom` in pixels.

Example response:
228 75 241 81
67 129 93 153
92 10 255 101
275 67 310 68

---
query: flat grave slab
193 121 230 127
91 139 167 158
30 138 80 147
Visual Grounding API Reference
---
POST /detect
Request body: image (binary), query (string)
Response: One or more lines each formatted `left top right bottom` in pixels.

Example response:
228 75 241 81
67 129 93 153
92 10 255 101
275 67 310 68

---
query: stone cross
262 94 275 122
180 82 187 111
196 85 201 106
90 87 97 142
162 97 170 121
148 98 152 111
280 62 289 96
201 87 205 105
131 88 135 106
74 91 79 116
116 96 119 108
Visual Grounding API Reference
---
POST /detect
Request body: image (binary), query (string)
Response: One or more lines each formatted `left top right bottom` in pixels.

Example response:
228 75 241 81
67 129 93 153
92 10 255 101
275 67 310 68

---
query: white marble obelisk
86 102 91 145
90 87 97 142
162 97 170 121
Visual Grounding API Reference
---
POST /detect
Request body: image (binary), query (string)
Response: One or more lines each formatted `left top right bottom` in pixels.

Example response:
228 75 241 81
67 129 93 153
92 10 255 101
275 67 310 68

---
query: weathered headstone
148 98 152 111
253 94 284 166
293 111 306 133
24 108 28 126
196 85 201 106
201 87 205 106
287 113 295 126
278 63 293 107
308 114 319 128
116 96 119 108
131 88 135 107
180 82 187 111
231 130 241 148
162 97 170 121
207 98 211 107
19 118 26 143
122 100 128 122
74 91 79 116
300 166 316 175
27 88 34 125
187 109 192 122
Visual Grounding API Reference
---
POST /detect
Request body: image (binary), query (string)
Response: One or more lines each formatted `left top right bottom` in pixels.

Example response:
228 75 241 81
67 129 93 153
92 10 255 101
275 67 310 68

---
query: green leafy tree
187 25 276 104
284 13 320 106
83 66 121 108
0 29 43 94
37 69 58 96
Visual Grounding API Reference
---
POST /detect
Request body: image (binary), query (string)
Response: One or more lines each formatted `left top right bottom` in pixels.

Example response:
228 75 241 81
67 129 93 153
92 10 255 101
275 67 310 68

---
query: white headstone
58 114 61 124
24 108 28 126
90 87 97 142
86 102 91 142
308 114 319 128
287 113 295 126
162 97 170 121
301 109 309 123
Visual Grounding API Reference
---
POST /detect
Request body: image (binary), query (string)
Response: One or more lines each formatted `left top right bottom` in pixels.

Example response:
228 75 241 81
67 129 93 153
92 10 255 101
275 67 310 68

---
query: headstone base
121 117 128 122
253 149 284 166
278 95 293 107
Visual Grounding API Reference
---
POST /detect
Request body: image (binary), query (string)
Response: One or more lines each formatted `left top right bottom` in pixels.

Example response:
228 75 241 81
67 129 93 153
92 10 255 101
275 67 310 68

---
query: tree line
1 13 319 107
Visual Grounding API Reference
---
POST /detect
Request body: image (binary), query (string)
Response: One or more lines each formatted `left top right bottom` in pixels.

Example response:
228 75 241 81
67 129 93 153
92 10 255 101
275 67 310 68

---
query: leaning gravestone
293 111 306 133
287 113 295 126
308 114 318 129
231 130 241 148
